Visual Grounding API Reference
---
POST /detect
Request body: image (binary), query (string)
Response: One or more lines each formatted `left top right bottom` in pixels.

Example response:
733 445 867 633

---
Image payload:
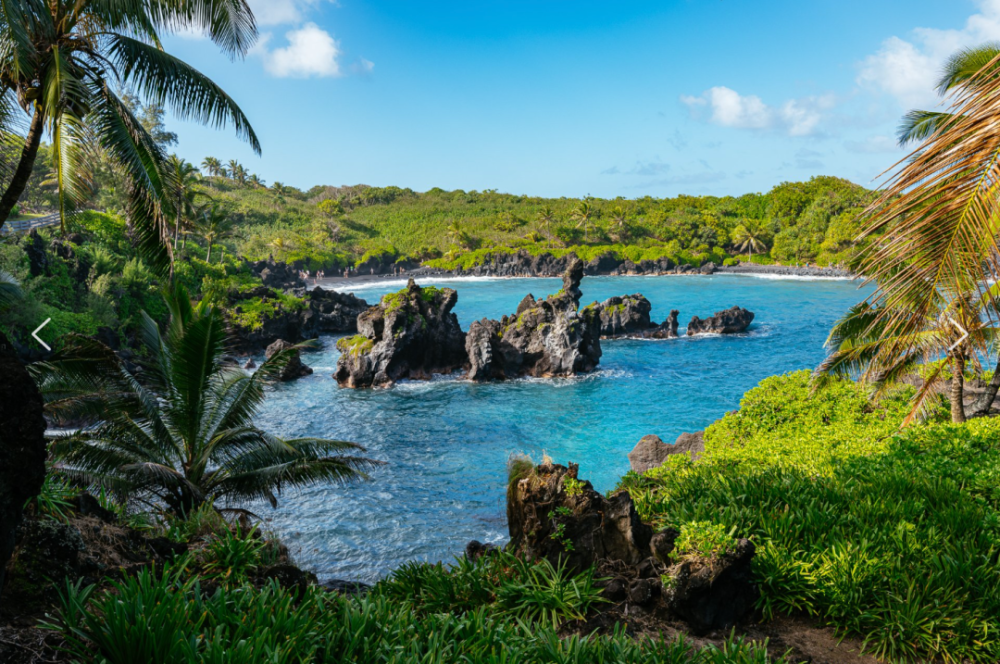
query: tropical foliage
620 371 1000 663
31 286 379 516
0 0 260 273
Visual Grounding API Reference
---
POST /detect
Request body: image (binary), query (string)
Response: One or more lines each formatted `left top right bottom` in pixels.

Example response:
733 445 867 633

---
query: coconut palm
818 279 1000 424
896 44 1000 146
446 219 473 249
201 157 222 177
609 205 630 243
248 174 265 189
731 220 769 261
536 205 556 242
570 202 594 242
855 45 1000 416
33 287 380 516
272 181 287 196
0 0 260 273
196 205 235 263
164 155 204 253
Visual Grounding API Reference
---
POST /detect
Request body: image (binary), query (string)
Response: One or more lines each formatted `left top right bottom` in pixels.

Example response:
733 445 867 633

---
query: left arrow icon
32 318 51 351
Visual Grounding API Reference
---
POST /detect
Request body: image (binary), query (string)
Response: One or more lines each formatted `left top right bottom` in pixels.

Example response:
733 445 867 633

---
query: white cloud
352 57 375 75
857 0 1000 108
257 23 342 78
681 87 834 136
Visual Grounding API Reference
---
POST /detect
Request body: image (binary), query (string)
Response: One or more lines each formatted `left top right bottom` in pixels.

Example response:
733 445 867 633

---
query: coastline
316 262 854 291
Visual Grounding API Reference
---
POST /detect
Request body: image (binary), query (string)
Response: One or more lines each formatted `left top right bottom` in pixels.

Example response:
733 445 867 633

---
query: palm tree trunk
968 355 1000 417
0 105 46 228
950 354 967 423
206 243 212 263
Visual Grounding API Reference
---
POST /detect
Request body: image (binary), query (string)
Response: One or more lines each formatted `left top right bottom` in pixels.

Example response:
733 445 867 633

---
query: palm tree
34 287 380 516
201 157 222 177
855 45 1000 416
445 219 473 250
731 220 769 261
896 44 1000 146
196 205 235 263
817 284 999 424
232 164 248 187
268 235 294 259
227 160 241 181
248 174 265 189
536 206 556 241
0 0 260 273
609 205 630 243
570 202 594 242
272 181 287 196
164 155 204 253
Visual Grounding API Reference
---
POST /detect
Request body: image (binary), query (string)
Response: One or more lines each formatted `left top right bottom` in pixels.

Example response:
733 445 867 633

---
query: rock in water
0 331 48 590
334 280 467 388
584 294 653 338
646 309 680 339
687 306 754 335
264 339 314 381
507 461 653 573
467 258 601 381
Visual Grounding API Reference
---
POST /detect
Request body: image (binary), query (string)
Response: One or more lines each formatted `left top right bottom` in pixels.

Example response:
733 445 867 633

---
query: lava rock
650 528 680 565
507 461 652 573
265 339 314 381
585 294 653 338
252 259 305 290
23 230 48 277
145 537 188 561
662 538 759 634
261 563 318 596
687 306 755 335
322 579 372 596
334 279 467 388
465 540 498 561
465 318 507 382
628 578 656 605
645 309 680 339
71 493 118 524
627 432 705 473
672 431 705 461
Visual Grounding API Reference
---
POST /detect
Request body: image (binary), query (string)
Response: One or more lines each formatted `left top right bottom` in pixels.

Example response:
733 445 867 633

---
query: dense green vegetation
620 371 1000 663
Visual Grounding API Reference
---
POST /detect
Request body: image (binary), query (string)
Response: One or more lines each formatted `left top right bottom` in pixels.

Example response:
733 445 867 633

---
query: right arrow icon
947 316 968 352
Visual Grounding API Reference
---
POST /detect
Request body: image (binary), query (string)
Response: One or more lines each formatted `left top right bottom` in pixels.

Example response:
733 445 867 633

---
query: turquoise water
254 274 869 582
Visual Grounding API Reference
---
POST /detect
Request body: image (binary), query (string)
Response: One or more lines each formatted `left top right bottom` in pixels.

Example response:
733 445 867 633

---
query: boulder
585 294 653 338
252 259 305 290
465 318 507 382
507 461 653 573
334 280 467 388
465 540 498 561
645 309 680 339
264 339 314 381
585 253 622 275
627 432 705 473
662 538 758 634
699 262 716 275
306 286 369 335
687 306 754 335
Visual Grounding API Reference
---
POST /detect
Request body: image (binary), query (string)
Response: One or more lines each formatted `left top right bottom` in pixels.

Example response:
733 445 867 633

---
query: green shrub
671 522 738 561
620 371 1000 663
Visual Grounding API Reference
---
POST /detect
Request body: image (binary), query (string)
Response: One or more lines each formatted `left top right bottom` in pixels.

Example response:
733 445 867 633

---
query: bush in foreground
620 371 1000 663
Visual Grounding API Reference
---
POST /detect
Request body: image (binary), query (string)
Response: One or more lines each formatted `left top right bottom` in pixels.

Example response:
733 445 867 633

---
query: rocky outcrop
334 280 467 388
507 460 758 634
627 431 705 473
586 294 652 338
646 309 680 339
227 286 369 353
264 339 313 381
250 259 305 290
23 230 48 277
466 259 602 380
0 331 48 592
687 306 754 335
662 538 758 635
507 461 653 573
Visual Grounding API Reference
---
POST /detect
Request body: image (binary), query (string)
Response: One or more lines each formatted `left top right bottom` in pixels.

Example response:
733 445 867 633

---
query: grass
619 371 1000 663
44 561 798 664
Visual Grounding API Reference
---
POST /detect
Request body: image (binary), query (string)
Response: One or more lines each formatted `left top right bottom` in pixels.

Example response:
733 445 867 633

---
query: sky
163 0 999 199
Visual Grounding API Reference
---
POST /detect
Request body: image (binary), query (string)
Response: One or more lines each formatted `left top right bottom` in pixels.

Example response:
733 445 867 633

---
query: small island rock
687 306 754 335
265 339 313 381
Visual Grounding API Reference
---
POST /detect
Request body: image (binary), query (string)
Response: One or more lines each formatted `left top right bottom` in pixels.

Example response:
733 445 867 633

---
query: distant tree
570 202 594 242
120 91 178 149
536 206 557 242
732 219 769 261
609 205 630 243
446 219 474 250
227 160 241 181
164 155 204 254
318 198 344 219
195 205 235 263
201 157 222 177
272 181 288 196
248 174 265 189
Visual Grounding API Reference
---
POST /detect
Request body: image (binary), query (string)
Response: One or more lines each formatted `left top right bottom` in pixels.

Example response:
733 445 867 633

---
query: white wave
327 275 546 293
729 273 854 282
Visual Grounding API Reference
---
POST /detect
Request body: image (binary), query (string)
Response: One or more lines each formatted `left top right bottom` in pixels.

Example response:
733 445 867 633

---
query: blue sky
164 0 996 198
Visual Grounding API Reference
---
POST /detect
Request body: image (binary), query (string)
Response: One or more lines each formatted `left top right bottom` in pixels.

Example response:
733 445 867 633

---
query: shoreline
315 262 854 290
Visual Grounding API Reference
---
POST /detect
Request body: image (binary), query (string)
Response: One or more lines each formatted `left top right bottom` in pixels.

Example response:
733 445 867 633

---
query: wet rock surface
334 279 467 388
467 259 602 380
264 339 314 381
687 306 755 335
